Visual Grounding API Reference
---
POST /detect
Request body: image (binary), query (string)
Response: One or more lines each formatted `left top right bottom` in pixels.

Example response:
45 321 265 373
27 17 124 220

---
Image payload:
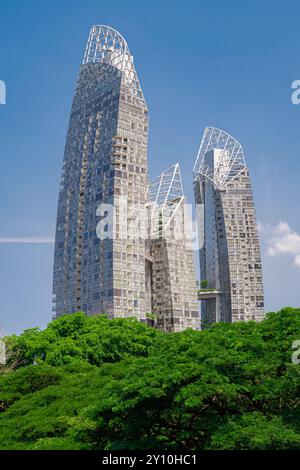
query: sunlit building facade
53 26 149 319
194 127 264 324
147 164 200 332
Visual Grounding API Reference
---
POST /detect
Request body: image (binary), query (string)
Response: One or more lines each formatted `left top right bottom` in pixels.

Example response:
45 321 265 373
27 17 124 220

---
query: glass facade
53 26 149 319
194 128 264 324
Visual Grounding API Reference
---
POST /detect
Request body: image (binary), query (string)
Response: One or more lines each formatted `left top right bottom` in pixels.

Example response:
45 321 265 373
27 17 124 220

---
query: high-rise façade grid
147 164 200 332
53 26 149 319
53 25 199 331
193 127 264 324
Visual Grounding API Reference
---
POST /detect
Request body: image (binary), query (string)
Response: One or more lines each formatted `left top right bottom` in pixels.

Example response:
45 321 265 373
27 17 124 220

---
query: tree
0 308 300 450
3 313 160 369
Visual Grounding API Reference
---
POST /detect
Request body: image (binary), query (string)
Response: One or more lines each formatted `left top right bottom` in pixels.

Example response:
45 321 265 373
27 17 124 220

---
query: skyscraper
53 25 199 331
193 127 264 324
147 164 200 332
53 25 149 319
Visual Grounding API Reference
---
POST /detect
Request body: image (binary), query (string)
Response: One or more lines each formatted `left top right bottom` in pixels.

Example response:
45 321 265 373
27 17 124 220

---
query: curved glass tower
53 26 149 319
194 127 264 324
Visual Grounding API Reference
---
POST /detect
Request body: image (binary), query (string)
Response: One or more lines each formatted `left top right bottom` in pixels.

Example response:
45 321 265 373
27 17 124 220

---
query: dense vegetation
0 308 300 450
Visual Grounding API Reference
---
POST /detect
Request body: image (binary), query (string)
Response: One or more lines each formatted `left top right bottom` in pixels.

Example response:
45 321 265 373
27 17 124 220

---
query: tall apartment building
193 127 264 324
147 164 200 332
53 25 149 319
53 25 199 331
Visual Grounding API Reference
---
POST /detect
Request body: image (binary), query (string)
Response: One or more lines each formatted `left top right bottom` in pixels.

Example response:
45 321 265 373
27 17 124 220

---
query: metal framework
193 127 246 190
83 25 144 99
148 163 183 217
147 163 185 237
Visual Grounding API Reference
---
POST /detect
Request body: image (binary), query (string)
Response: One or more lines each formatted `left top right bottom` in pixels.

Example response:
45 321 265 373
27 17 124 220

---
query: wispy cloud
294 254 300 267
258 221 300 268
0 237 54 244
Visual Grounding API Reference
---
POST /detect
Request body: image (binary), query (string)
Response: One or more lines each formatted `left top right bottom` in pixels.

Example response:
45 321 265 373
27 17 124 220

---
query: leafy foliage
0 308 300 450
4 313 159 368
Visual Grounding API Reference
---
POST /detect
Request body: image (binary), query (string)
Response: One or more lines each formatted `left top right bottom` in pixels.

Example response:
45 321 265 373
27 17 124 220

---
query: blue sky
0 0 300 334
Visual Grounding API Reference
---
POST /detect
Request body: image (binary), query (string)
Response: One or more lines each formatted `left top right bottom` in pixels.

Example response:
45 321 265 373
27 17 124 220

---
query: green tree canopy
0 308 300 450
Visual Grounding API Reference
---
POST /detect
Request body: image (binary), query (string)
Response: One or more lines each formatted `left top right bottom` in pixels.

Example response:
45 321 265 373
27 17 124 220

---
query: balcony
198 289 222 301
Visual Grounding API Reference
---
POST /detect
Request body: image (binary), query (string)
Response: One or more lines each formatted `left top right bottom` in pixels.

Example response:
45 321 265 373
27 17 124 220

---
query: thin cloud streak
0 237 55 244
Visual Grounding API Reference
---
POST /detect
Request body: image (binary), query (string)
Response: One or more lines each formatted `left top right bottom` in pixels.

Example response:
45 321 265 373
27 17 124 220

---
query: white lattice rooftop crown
193 127 247 190
147 163 185 234
148 163 184 209
83 25 144 100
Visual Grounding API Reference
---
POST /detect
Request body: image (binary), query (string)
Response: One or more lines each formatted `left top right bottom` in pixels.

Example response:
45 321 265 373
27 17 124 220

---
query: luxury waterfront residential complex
53 25 199 331
193 127 264 324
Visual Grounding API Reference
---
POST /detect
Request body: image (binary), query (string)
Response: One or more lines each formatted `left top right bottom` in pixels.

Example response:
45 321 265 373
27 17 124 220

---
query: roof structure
148 163 183 210
147 163 184 234
193 127 247 190
83 25 144 100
